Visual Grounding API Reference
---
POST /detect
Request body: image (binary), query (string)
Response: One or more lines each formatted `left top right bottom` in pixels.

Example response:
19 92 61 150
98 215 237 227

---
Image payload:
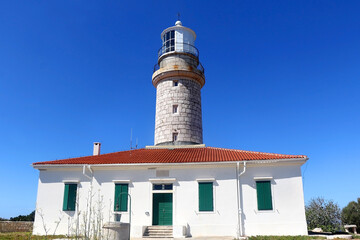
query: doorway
152 193 173 225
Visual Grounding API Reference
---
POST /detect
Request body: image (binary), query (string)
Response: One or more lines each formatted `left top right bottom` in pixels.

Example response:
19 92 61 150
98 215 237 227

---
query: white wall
33 168 93 236
33 162 307 238
240 165 308 236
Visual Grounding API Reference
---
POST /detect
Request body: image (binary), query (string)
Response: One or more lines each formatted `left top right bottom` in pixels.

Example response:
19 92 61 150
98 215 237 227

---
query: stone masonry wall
154 77 203 145
0 221 33 233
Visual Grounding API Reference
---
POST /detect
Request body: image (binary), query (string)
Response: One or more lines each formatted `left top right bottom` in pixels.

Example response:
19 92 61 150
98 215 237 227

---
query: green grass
0 232 67 240
248 236 327 240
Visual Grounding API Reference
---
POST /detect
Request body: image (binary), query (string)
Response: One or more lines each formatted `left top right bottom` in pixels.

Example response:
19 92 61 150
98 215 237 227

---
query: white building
33 21 308 239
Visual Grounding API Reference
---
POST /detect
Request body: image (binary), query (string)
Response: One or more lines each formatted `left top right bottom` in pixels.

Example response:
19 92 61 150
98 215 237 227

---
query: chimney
93 142 101 156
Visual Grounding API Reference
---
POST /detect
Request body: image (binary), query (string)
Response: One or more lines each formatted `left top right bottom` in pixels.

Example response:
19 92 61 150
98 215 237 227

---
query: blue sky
0 1 359 219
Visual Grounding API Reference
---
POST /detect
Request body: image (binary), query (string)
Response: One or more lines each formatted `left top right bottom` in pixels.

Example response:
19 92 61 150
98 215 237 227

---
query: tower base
145 144 205 149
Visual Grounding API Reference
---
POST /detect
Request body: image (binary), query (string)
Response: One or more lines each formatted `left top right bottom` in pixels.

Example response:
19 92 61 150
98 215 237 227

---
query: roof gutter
236 161 247 238
32 157 308 169
82 165 93 180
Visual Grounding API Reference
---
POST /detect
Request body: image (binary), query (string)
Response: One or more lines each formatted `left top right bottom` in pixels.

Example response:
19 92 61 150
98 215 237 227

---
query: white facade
33 160 308 238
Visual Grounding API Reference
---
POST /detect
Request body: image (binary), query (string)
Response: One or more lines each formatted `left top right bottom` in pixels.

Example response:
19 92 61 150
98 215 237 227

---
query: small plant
52 211 64 236
36 209 50 239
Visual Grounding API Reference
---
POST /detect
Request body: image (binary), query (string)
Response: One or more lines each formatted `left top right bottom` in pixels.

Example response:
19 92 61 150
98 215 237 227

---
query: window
153 184 173 190
163 30 175 53
173 81 178 87
256 181 273 211
172 132 178 142
173 105 178 114
63 183 77 211
114 183 129 212
198 182 213 211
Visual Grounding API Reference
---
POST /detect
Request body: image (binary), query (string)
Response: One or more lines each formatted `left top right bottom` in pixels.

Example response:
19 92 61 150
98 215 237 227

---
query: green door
152 193 173 225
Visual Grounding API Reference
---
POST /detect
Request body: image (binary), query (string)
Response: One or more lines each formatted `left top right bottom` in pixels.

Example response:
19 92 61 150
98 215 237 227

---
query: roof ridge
33 146 307 166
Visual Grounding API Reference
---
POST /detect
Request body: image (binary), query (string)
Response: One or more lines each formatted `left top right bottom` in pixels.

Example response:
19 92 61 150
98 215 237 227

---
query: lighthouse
152 21 205 146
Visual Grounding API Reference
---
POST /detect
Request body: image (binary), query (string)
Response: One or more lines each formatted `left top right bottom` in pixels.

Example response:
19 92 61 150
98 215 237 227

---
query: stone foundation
0 221 33 233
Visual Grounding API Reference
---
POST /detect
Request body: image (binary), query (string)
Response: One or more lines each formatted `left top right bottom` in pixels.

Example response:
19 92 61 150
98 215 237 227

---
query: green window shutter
256 181 273 211
114 184 128 211
63 183 77 211
63 184 69 211
198 182 213 211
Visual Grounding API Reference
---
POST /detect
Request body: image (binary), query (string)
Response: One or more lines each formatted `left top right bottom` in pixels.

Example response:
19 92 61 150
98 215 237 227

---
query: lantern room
158 21 198 58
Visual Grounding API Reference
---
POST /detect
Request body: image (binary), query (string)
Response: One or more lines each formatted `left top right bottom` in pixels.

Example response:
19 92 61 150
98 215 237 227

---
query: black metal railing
154 63 160 72
153 62 205 75
197 62 205 74
158 43 199 58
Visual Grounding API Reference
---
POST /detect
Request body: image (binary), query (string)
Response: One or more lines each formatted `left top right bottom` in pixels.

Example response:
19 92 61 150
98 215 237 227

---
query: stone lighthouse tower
152 21 205 146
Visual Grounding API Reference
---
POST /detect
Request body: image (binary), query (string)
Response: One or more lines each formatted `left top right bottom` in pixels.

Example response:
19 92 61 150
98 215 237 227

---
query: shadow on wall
186 223 192 237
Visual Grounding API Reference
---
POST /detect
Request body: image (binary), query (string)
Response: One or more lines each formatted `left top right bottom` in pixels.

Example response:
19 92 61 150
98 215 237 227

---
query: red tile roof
33 147 307 166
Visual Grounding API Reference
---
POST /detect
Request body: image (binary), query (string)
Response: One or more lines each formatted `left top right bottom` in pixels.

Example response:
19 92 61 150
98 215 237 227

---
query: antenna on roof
130 128 138 150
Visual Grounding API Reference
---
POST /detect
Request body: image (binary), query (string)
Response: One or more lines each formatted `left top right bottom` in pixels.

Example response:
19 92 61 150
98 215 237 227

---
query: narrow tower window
172 132 178 142
173 105 178 114
173 80 178 87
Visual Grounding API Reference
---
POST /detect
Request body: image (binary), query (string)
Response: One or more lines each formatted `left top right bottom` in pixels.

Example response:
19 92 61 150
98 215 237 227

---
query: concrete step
144 226 173 238
144 232 173 235
143 237 173 238
147 229 173 231
143 235 173 238
148 230 172 234
147 226 173 229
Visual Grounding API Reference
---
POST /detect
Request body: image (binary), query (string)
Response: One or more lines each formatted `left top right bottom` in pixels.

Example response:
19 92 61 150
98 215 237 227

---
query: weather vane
177 12 180 21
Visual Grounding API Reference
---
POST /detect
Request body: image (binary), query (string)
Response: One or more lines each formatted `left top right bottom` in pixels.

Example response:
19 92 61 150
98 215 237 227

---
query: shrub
305 197 341 232
342 198 360 233
10 211 35 222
